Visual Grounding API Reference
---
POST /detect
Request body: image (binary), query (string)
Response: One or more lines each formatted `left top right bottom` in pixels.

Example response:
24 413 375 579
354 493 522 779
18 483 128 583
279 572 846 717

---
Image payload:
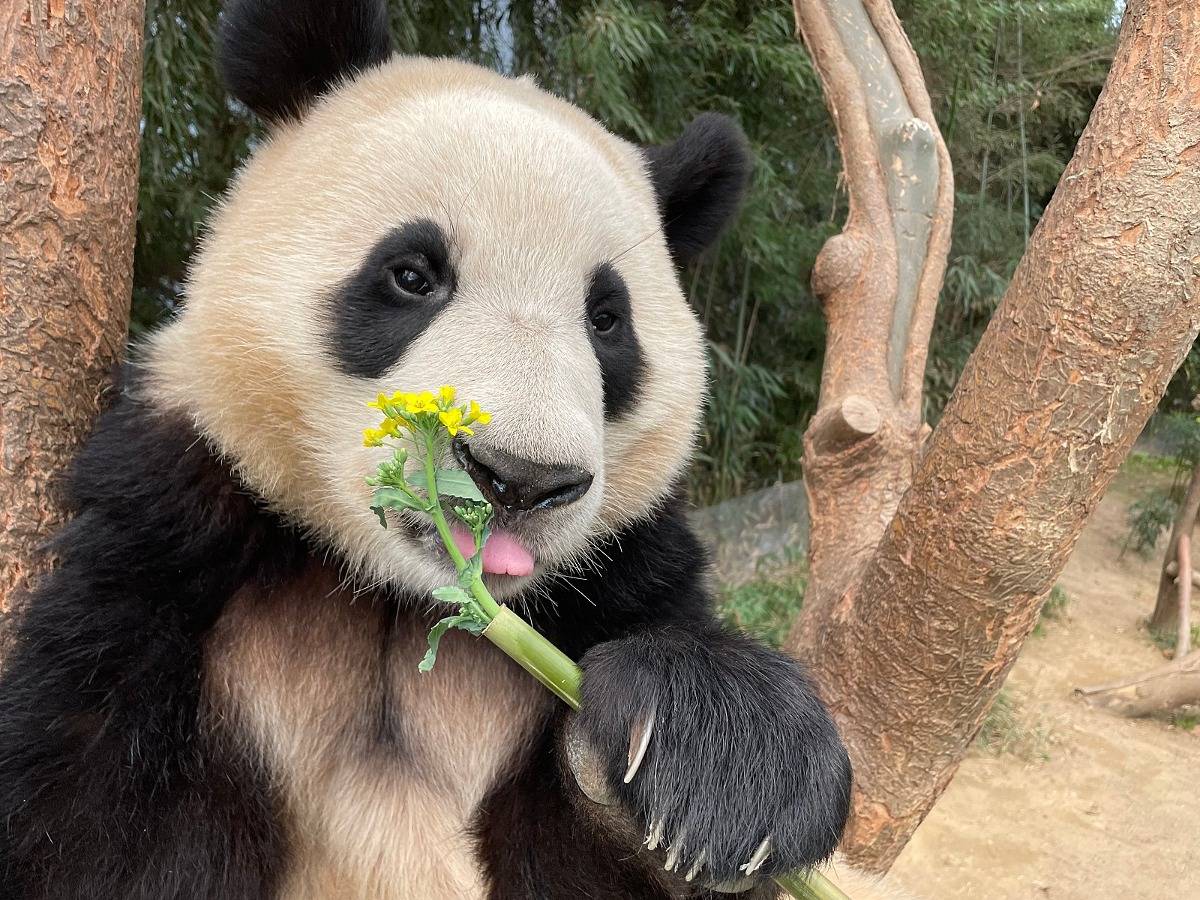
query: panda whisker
609 225 662 266
546 571 594 608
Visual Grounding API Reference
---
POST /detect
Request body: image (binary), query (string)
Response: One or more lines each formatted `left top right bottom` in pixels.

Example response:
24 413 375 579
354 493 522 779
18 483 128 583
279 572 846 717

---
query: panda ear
643 113 753 266
218 0 392 123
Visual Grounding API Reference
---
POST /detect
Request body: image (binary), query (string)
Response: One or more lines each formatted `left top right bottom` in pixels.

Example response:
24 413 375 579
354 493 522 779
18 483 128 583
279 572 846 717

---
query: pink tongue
450 526 536 577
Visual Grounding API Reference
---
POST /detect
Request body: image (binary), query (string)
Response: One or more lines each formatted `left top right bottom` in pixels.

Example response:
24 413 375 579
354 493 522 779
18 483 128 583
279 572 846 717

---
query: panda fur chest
204 564 550 899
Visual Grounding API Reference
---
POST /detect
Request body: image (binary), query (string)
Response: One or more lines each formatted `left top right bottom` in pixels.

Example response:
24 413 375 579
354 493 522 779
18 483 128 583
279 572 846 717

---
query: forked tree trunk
792 0 1200 871
0 1 143 612
1149 463 1200 634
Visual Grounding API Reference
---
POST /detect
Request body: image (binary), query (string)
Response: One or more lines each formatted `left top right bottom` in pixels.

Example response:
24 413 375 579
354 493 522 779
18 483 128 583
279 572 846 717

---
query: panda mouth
448 524 536 577
402 515 538 579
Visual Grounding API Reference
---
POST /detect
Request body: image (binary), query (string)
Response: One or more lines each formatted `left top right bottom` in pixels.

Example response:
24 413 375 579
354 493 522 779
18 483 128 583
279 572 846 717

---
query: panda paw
571 623 852 890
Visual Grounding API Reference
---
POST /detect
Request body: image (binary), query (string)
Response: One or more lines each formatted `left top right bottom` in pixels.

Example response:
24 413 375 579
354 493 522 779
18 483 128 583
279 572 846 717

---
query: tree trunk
1075 650 1200 718
1149 462 1200 633
792 0 1200 871
788 0 954 649
0 1 143 611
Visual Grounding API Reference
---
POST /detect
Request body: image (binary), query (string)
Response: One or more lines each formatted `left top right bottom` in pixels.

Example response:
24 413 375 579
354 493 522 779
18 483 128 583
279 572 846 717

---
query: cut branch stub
811 395 883 454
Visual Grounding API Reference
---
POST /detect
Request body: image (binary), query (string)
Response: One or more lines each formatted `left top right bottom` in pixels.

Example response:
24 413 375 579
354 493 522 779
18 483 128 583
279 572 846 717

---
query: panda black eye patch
586 263 645 419
328 220 455 379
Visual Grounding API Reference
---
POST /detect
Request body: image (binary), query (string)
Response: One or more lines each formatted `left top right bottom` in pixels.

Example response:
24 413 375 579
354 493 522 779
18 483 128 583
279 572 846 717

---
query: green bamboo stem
477 605 846 900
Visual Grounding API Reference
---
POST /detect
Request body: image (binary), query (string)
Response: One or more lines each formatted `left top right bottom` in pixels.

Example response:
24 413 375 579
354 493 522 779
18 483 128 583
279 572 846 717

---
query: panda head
145 0 751 600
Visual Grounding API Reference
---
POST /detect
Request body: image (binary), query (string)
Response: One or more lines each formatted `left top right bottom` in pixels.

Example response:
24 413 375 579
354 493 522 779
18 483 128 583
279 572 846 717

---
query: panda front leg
570 620 852 892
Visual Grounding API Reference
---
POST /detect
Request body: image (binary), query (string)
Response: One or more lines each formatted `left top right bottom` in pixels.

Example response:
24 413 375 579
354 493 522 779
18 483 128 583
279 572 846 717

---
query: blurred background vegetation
139 0 1188 505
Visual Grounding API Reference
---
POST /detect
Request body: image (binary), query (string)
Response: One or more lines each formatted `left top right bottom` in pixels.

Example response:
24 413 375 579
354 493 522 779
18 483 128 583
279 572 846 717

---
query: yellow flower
438 408 474 438
438 385 456 407
405 391 438 415
379 417 402 437
362 427 387 447
464 399 492 426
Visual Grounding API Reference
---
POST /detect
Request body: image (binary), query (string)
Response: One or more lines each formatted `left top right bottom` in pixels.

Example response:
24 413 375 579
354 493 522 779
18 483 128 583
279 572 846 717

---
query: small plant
1033 584 1070 637
1124 489 1177 558
1147 623 1200 656
721 570 807 648
976 690 1051 762
1170 709 1199 732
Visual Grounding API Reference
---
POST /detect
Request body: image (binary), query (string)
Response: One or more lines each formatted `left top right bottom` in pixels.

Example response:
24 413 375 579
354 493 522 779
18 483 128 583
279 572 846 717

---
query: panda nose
453 439 593 513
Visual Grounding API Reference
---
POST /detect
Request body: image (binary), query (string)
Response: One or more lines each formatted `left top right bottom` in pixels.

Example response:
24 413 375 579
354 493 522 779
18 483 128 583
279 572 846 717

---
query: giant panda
0 2 911 898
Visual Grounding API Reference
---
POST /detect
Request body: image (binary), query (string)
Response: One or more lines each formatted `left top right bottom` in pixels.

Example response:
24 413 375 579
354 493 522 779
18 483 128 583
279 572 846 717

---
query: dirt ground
887 474 1199 899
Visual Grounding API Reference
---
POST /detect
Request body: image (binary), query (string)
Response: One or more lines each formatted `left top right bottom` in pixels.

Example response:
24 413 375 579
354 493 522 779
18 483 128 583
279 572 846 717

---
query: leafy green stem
422 431 469 572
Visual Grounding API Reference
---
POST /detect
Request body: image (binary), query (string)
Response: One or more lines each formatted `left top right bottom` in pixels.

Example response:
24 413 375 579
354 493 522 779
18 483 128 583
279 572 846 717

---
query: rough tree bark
788 0 954 648
792 0 1200 871
1149 462 1200 634
0 1 143 612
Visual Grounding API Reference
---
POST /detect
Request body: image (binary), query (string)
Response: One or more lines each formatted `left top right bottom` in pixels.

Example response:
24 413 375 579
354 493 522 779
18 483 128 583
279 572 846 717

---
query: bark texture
1149 462 1200 633
0 1 143 611
788 0 954 649
797 0 1200 870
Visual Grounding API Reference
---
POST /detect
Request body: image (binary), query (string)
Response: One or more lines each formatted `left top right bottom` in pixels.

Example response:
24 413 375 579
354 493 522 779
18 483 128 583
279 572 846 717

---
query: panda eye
590 311 618 335
386 260 435 298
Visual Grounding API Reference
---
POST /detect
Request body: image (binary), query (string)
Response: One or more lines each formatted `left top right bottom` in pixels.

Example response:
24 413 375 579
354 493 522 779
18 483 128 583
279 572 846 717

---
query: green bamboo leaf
408 469 486 502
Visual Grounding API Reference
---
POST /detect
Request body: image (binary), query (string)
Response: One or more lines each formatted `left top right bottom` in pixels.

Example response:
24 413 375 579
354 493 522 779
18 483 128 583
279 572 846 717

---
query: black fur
218 0 393 121
644 113 753 265
587 263 646 419
576 627 851 885
0 402 848 897
0 392 305 899
328 219 456 378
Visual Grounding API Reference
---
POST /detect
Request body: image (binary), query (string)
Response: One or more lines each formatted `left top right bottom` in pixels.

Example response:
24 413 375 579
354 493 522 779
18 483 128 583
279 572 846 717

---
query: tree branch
1075 650 1200 718
789 0 954 649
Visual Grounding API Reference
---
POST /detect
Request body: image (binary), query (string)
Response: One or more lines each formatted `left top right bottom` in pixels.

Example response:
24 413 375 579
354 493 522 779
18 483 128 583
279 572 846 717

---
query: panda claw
684 848 708 882
644 817 666 851
664 829 687 872
623 706 655 783
740 836 772 876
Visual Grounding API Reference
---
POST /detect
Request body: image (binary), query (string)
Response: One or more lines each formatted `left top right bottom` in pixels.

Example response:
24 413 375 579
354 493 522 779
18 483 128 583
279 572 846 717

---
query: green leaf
408 469 486 503
417 612 487 673
431 586 471 605
418 615 464 673
372 485 427 512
